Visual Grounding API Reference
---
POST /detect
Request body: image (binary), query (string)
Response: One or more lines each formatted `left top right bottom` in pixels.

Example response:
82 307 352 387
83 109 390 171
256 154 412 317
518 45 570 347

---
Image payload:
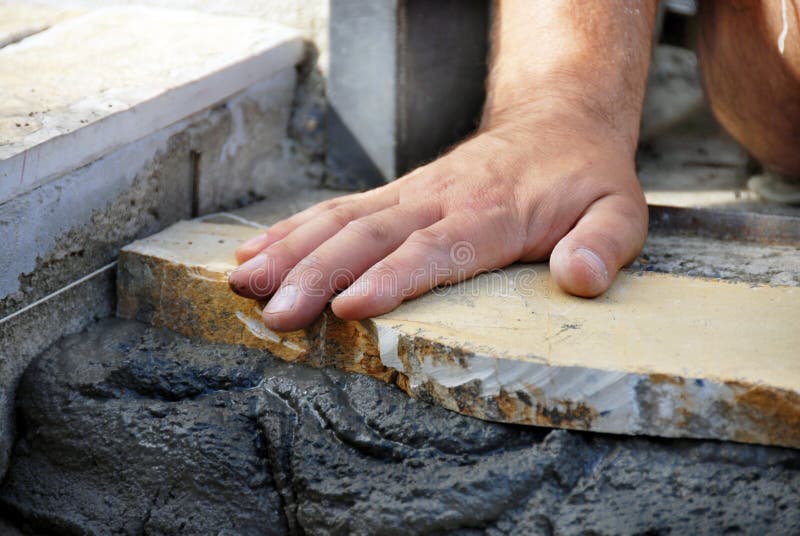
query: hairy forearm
482 0 658 150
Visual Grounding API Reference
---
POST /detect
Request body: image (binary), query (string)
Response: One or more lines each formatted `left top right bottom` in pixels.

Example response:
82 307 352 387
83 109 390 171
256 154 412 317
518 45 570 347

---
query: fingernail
233 253 267 273
574 247 608 284
240 232 269 250
263 285 298 314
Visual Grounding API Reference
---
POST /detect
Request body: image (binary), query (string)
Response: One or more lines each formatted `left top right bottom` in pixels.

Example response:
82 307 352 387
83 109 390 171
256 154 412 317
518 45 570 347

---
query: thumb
549 193 648 297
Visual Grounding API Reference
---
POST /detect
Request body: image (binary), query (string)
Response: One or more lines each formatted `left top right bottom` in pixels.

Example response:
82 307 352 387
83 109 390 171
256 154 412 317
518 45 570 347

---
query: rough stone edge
382 327 800 448
116 244 800 450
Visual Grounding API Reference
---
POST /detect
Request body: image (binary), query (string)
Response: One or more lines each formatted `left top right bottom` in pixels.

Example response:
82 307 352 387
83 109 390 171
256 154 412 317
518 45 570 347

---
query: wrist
480 89 643 157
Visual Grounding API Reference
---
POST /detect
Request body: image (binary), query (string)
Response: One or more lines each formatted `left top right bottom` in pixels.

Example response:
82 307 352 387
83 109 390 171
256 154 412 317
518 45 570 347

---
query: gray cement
0 66 321 480
1 318 798 535
635 232 800 286
0 271 115 510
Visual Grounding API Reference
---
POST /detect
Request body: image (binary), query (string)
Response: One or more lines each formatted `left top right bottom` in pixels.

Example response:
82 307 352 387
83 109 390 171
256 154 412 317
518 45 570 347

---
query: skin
698 0 800 176
229 0 800 332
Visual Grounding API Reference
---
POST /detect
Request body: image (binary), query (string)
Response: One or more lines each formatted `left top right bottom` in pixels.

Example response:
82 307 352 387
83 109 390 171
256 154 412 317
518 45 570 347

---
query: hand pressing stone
229 1 654 331
230 0 800 331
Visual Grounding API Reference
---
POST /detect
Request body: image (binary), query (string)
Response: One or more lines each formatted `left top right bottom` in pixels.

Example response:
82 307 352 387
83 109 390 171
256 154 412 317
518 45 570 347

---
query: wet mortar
1 319 798 535
634 232 800 286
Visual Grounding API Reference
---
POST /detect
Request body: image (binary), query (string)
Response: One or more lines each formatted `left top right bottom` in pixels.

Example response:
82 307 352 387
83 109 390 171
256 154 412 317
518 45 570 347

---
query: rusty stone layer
117 249 388 379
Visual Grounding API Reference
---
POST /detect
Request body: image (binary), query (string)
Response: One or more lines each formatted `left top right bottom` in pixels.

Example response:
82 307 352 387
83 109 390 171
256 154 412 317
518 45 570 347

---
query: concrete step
117 191 800 449
1 5 304 312
0 3 79 48
0 5 302 202
0 5 306 477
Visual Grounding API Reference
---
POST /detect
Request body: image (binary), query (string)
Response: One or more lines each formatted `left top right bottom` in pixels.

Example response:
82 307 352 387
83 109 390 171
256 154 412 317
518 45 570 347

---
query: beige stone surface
117 211 800 449
0 6 303 203
2 0 329 70
0 3 79 48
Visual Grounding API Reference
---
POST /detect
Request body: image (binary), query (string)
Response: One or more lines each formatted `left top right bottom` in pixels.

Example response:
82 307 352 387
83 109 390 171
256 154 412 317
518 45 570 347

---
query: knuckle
264 239 295 261
345 216 390 242
288 255 329 291
293 254 329 275
317 198 342 211
406 227 450 251
327 204 358 228
269 221 293 236
407 173 454 199
375 256 404 276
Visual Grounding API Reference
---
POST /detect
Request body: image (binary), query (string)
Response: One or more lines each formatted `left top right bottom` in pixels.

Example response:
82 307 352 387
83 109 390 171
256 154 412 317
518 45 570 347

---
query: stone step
0 5 305 478
0 5 302 204
1 5 304 308
117 192 800 449
0 4 79 48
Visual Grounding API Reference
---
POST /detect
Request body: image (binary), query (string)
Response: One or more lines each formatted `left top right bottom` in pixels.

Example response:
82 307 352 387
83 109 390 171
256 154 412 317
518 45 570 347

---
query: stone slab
0 5 303 204
117 203 800 449
0 0 329 66
0 3 79 48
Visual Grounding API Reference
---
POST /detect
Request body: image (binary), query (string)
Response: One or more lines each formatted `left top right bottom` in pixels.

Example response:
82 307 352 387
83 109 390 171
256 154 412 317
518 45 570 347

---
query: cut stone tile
0 5 303 204
117 201 800 449
0 3 79 48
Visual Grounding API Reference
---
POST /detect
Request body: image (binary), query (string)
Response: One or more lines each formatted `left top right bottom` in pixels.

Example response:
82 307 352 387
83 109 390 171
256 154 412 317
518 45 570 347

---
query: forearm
482 0 659 151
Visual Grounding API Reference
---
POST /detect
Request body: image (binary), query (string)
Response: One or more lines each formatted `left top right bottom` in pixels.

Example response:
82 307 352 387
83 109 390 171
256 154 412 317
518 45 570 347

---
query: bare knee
698 0 800 174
